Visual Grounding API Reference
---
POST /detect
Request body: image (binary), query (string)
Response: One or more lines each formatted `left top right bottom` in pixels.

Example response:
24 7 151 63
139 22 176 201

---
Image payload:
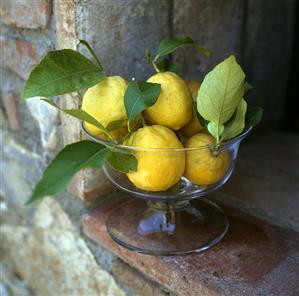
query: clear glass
83 123 252 255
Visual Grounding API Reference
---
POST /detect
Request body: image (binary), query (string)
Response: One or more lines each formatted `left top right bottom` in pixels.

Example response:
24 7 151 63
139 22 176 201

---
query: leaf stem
140 114 146 127
152 56 160 73
145 48 151 64
216 126 220 145
104 130 118 143
79 40 103 70
211 146 220 156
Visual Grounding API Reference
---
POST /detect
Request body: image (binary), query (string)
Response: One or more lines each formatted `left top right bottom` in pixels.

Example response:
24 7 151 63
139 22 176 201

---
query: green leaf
26 141 110 204
207 122 224 142
156 59 182 76
106 119 126 131
23 49 106 99
196 112 209 128
244 81 253 93
197 55 245 142
108 151 137 173
155 36 210 59
79 39 104 70
197 55 245 123
193 102 208 128
222 99 247 141
41 99 113 141
124 81 161 126
245 107 263 126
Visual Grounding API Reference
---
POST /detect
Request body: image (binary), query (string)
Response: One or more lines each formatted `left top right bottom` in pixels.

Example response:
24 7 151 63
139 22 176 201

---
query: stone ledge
82 199 299 296
112 259 170 296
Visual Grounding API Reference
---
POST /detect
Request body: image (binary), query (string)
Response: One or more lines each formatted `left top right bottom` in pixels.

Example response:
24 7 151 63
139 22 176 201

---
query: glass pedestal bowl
83 124 252 255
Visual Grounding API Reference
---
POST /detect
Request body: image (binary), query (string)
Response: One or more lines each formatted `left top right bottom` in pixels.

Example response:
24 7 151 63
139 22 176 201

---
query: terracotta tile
82 198 299 295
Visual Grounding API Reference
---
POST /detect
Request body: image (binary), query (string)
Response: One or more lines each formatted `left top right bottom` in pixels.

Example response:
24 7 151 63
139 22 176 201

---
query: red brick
0 0 51 29
0 38 49 80
2 92 20 130
82 198 299 296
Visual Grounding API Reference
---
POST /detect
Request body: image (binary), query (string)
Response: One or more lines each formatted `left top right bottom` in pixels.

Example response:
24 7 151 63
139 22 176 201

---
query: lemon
184 133 231 185
145 72 192 130
185 80 201 99
81 76 128 139
181 80 204 137
181 114 204 137
125 125 185 191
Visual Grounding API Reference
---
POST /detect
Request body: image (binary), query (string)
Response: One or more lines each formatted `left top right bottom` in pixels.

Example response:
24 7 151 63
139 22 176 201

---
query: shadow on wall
284 1 299 133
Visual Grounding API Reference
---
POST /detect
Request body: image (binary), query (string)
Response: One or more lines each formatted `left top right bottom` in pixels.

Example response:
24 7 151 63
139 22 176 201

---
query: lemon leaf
222 99 247 141
197 55 245 124
23 49 105 99
207 122 224 142
26 141 110 204
108 151 137 173
41 99 114 140
106 119 126 131
193 102 209 128
156 59 182 76
197 55 245 143
78 39 104 70
245 107 263 126
155 36 210 59
124 81 161 126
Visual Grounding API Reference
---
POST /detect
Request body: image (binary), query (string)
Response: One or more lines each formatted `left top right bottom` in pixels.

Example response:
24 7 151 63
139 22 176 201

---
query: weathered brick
55 1 98 202
55 0 77 50
0 0 51 29
0 38 49 80
2 92 20 130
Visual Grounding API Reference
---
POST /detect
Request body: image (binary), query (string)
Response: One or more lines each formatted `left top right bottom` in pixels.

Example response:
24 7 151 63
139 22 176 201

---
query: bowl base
106 198 229 255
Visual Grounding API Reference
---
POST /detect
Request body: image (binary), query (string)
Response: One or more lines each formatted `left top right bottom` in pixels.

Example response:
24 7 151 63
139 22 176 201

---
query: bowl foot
107 198 229 255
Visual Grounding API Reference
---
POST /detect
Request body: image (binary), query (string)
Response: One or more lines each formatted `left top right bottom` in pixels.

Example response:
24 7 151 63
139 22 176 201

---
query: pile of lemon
82 72 230 191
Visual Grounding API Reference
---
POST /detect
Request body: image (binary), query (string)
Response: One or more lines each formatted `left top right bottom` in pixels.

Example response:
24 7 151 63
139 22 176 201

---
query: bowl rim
82 122 252 152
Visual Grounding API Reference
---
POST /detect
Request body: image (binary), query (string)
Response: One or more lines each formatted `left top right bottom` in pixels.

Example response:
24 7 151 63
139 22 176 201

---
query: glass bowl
83 123 252 255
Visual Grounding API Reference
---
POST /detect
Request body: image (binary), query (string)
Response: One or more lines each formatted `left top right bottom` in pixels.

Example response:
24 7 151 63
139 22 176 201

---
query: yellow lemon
145 72 193 130
181 80 204 137
81 76 128 139
125 125 185 191
185 80 201 99
184 133 231 186
181 114 204 138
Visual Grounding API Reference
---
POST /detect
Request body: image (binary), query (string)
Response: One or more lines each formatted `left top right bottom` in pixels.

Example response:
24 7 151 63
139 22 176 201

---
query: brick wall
0 1 296 295
0 1 126 295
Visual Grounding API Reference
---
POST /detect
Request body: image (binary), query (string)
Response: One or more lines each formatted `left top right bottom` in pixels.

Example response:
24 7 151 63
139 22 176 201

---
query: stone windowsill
82 132 299 295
